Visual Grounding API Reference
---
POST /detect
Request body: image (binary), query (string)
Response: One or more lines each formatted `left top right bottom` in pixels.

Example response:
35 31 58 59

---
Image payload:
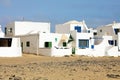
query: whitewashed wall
39 33 69 48
51 48 72 57
118 33 120 51
71 32 94 49
15 21 50 35
107 46 120 57
0 38 22 57
38 48 72 57
0 25 4 37
6 21 50 37
75 36 119 57
76 33 93 48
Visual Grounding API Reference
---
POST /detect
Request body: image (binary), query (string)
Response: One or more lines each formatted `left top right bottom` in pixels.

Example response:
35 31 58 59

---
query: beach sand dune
0 54 120 80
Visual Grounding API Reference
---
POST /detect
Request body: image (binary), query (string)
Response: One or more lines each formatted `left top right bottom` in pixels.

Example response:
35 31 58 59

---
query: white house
0 26 22 57
18 33 71 57
39 33 72 57
4 20 120 57
55 20 120 57
5 21 71 57
95 22 120 56
5 21 50 37
55 20 95 56
96 21 120 40
70 30 94 55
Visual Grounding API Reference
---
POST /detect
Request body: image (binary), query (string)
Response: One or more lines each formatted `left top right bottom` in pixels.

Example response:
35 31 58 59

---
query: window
88 30 90 33
21 42 23 47
100 29 102 32
75 26 81 32
21 42 23 52
0 38 12 47
94 32 97 35
44 42 52 48
79 39 89 49
10 28 12 33
115 40 117 46
114 29 120 35
26 41 30 47
108 40 114 45
55 38 57 42
63 42 67 47
91 45 94 49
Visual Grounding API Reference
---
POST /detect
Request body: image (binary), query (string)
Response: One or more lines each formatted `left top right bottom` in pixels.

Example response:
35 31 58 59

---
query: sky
0 0 120 32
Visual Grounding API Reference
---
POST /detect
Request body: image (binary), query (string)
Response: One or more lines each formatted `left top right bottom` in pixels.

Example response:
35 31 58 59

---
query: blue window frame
75 26 81 32
79 39 89 49
91 45 94 49
108 40 114 45
88 30 90 33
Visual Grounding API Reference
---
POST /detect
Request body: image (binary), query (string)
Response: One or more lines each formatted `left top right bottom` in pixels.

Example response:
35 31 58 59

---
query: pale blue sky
0 0 120 32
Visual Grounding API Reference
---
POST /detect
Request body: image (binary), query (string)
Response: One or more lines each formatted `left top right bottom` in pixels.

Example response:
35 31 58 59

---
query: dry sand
0 54 120 80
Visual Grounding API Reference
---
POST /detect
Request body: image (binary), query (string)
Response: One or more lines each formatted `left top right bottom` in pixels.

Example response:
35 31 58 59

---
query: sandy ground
0 54 120 80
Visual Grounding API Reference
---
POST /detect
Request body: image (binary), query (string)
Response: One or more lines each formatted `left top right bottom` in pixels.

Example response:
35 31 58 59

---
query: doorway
72 48 75 54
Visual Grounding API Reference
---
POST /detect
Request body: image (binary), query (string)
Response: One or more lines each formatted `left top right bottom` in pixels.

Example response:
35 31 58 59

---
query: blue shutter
75 26 81 32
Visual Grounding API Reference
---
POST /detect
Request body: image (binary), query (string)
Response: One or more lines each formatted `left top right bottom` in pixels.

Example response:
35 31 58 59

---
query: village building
5 21 72 57
95 21 120 56
56 20 120 57
56 20 95 56
0 25 22 57
5 21 50 37
4 20 120 57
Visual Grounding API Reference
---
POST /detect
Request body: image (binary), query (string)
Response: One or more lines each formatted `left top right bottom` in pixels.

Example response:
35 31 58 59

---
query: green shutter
49 42 52 48
63 42 67 47
45 42 52 48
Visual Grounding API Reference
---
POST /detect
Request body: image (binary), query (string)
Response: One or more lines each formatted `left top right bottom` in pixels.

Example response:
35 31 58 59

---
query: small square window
55 38 57 42
94 32 97 35
10 28 12 33
100 29 102 32
108 40 114 45
44 42 52 48
88 30 90 33
63 42 67 47
26 41 30 47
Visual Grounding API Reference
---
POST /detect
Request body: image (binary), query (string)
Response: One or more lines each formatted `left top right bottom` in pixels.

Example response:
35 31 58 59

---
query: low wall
38 48 52 56
0 47 22 57
52 48 72 57
107 47 120 57
38 48 72 57
76 48 108 57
